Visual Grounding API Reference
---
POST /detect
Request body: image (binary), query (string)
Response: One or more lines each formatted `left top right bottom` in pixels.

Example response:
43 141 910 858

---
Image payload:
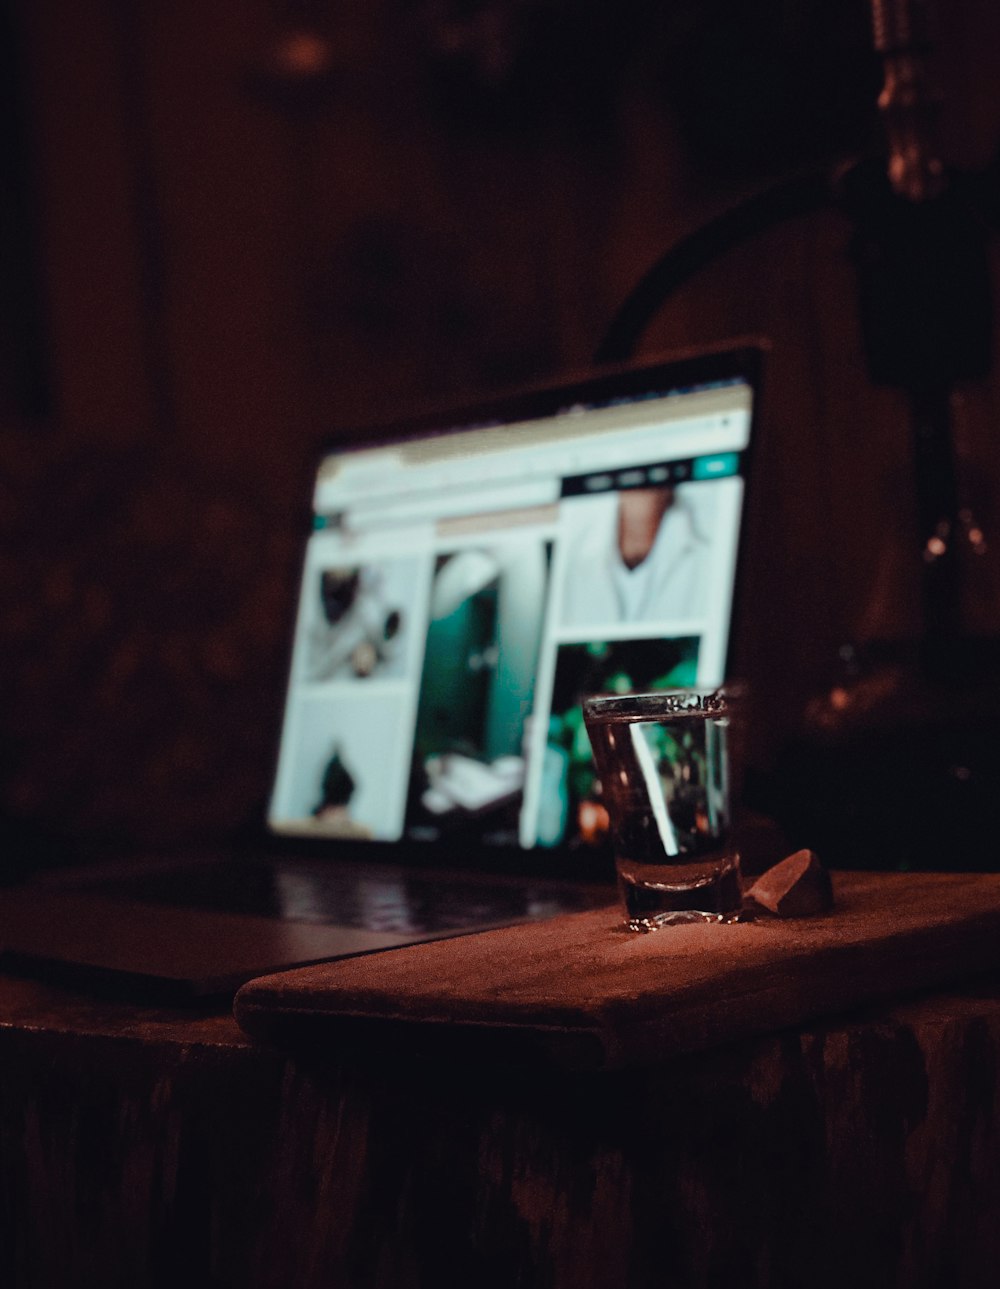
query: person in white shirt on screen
560 484 711 626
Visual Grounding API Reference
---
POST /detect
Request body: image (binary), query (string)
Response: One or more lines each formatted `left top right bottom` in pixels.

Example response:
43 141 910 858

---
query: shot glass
582 688 743 930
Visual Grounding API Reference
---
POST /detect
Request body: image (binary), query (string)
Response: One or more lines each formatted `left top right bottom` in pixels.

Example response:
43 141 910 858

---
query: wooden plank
234 870 1000 1069
8 969 1000 1285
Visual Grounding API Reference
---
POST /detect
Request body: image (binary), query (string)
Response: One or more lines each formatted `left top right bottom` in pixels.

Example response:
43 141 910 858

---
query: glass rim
581 686 737 722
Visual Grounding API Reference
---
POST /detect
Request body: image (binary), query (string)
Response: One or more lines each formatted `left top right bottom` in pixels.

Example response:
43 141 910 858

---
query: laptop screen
268 345 759 868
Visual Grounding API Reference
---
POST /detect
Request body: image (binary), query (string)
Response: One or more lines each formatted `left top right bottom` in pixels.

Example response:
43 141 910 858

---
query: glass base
625 906 750 933
618 854 744 931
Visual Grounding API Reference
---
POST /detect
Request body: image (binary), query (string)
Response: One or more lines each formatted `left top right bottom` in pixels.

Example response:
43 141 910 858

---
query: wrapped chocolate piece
744 849 834 917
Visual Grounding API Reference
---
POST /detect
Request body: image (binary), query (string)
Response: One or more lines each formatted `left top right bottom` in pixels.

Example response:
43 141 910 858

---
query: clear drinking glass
582 688 743 930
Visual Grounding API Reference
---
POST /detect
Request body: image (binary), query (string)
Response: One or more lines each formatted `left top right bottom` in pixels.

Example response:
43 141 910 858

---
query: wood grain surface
6 962 1000 1284
234 870 1000 1069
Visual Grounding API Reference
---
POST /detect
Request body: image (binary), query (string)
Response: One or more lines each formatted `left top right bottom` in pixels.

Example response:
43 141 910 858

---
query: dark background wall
1 0 1000 865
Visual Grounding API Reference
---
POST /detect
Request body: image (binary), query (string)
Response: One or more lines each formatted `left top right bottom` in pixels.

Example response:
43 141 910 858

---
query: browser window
268 376 752 858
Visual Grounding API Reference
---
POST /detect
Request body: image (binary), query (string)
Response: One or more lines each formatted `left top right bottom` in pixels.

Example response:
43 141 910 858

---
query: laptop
0 340 763 999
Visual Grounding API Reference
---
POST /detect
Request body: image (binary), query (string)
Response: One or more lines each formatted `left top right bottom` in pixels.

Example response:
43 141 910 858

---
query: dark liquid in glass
586 709 742 929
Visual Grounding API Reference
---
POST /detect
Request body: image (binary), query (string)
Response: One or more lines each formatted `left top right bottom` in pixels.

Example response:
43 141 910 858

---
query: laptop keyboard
86 856 603 937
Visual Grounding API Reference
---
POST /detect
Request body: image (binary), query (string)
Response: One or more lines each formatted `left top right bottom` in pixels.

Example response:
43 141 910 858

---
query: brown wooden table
4 964 1000 1289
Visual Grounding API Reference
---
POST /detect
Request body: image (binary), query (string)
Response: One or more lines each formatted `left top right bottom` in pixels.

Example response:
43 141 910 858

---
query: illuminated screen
269 363 754 858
